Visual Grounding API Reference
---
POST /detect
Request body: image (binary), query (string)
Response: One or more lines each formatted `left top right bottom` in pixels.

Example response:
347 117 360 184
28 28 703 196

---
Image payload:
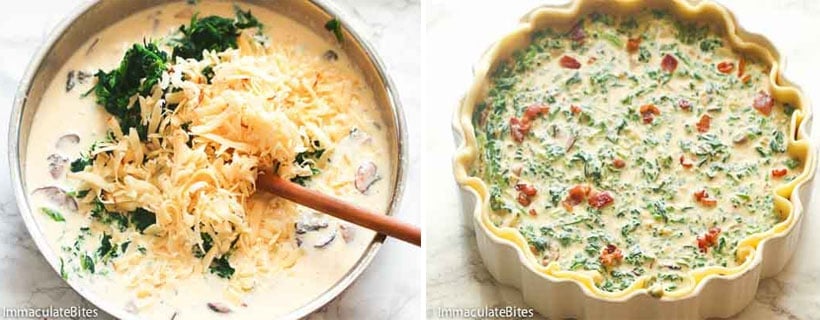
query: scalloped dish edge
453 0 816 318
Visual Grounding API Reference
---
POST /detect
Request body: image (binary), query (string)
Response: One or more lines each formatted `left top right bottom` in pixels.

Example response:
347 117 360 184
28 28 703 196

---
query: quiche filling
472 11 802 294
26 2 393 318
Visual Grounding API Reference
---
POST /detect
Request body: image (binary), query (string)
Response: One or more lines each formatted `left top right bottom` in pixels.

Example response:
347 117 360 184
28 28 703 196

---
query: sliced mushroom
323 50 339 61
314 229 337 248
85 38 99 56
565 135 577 152
124 300 138 313
207 302 231 313
55 133 80 149
660 263 682 270
47 154 68 179
65 71 91 92
732 132 748 144
355 161 380 193
340 224 355 243
31 186 78 212
295 216 329 234
77 71 91 83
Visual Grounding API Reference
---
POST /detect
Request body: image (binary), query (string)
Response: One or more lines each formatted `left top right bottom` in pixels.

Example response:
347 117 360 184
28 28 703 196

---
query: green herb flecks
80 254 95 274
324 18 344 43
40 207 65 222
130 208 157 233
172 8 263 60
192 232 214 258
92 43 168 140
210 255 235 279
291 148 326 186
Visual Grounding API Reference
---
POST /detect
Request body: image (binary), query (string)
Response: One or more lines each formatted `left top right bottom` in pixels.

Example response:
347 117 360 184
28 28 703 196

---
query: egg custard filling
472 10 802 294
26 2 394 318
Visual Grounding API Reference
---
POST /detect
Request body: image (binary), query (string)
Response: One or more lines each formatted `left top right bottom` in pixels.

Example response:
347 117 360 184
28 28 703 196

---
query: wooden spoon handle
257 174 421 247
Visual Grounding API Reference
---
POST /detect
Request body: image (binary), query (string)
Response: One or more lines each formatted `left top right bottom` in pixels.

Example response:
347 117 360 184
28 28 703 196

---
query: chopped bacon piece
717 61 735 74
753 91 775 116
693 189 717 206
626 38 641 53
693 189 708 201
570 104 582 115
560 55 582 69
772 168 788 178
679 155 694 169
696 114 712 133
515 183 538 196
706 227 721 242
587 56 598 64
639 104 661 124
678 99 692 111
569 23 586 42
563 184 591 211
738 57 746 77
515 183 537 207
696 235 709 253
612 158 626 169
517 192 531 206
509 117 531 143
697 227 722 252
562 201 573 212
529 209 537 217
661 54 678 73
600 244 623 267
524 104 550 119
588 191 614 209
741 74 751 84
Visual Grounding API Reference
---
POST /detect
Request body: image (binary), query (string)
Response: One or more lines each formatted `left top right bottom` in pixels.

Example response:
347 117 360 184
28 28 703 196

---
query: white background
0 0 420 319
425 0 820 319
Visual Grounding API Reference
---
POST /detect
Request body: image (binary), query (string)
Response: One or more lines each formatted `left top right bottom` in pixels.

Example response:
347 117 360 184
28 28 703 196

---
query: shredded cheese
70 31 366 303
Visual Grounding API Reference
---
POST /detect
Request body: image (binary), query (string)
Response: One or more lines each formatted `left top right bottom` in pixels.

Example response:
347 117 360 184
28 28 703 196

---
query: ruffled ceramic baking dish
452 0 816 318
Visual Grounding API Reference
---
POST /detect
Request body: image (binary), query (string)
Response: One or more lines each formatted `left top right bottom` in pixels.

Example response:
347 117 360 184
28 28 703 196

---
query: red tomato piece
738 57 746 77
717 61 735 74
524 104 550 120
600 244 623 267
693 189 717 206
696 114 711 133
613 158 626 169
509 117 530 143
679 155 693 169
563 184 591 210
560 55 582 69
753 91 774 116
640 104 661 124
627 38 641 53
661 54 678 73
517 192 531 206
588 191 614 209
515 183 538 197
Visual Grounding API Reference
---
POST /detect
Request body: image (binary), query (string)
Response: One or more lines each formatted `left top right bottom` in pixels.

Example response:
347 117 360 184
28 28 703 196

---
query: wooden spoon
257 174 421 246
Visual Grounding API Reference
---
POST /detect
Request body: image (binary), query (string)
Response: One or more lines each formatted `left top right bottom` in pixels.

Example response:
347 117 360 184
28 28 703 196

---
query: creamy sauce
473 11 801 295
25 2 393 319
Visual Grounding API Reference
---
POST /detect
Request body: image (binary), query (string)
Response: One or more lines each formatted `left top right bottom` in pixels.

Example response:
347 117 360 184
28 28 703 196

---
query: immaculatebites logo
2 305 99 319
